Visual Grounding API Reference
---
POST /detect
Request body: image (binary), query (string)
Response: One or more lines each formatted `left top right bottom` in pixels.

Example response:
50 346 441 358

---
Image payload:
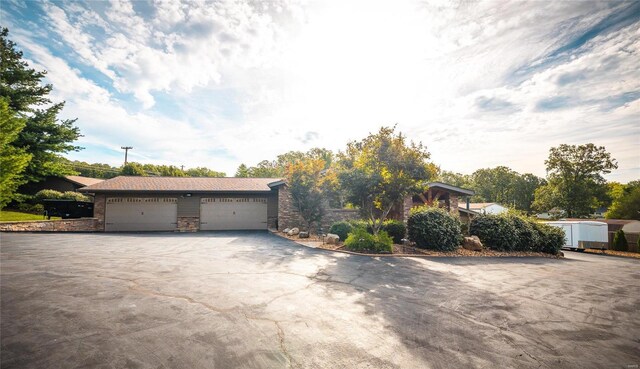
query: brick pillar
93 194 106 231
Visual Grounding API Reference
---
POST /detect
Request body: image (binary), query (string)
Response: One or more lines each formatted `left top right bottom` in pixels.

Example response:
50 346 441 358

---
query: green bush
329 221 353 242
470 213 564 254
407 207 462 251
382 220 406 244
469 214 518 251
17 203 45 214
349 219 370 232
344 228 393 253
61 191 91 202
34 189 65 201
34 189 91 202
530 222 565 255
612 230 628 251
508 215 539 252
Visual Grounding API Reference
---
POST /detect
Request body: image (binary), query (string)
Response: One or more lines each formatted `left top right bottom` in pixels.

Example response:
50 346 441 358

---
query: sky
2 0 639 181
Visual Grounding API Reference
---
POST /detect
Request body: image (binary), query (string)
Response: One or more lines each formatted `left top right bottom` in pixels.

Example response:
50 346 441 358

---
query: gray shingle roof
78 176 282 193
64 175 104 187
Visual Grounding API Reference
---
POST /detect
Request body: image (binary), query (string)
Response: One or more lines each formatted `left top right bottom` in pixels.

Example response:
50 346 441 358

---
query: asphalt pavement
1 231 638 368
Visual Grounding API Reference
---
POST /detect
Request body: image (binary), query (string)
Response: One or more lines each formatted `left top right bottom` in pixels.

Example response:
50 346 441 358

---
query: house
79 177 476 232
393 182 477 223
80 176 281 232
464 202 508 215
20 175 104 195
536 207 565 219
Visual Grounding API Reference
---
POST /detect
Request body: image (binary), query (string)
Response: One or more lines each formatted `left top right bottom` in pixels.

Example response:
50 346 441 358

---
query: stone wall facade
0 218 100 232
276 185 360 232
177 217 199 232
93 193 106 231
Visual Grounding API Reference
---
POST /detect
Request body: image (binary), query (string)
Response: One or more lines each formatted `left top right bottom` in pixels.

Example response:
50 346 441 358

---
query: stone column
93 194 106 231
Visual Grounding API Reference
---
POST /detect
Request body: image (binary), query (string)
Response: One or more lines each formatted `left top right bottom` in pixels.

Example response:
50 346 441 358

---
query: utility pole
121 146 133 165
180 165 185 171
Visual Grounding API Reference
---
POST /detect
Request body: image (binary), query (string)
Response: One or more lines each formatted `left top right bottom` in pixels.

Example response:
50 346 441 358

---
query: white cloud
2 0 638 181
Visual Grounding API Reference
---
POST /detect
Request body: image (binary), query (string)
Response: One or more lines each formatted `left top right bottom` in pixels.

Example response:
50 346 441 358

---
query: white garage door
200 197 267 230
105 198 177 231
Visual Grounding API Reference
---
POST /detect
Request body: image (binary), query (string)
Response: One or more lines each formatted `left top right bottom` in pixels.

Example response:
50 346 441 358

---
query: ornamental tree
338 126 435 235
284 158 327 231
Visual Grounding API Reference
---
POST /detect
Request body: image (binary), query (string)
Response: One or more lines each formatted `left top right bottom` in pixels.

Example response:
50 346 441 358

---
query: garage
200 197 268 230
105 197 177 231
80 176 279 232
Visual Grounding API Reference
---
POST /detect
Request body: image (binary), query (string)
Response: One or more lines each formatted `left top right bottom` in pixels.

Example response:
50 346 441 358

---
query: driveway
1 232 638 369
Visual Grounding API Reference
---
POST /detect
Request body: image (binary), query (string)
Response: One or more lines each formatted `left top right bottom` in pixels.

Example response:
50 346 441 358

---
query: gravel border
271 231 563 258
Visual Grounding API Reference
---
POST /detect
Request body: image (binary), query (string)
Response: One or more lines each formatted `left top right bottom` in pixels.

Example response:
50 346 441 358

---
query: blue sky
2 0 639 181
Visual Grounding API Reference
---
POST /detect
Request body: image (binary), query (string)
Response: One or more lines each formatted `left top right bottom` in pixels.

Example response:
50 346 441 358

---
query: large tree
338 126 435 235
513 173 546 214
533 144 617 217
470 166 519 204
1 28 81 184
0 98 31 208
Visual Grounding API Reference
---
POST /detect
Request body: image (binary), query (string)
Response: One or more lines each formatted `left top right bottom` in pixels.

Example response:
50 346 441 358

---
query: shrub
344 227 393 253
508 215 538 252
382 220 406 244
407 206 462 251
349 219 371 232
61 191 91 202
17 203 45 214
612 230 628 252
329 221 353 242
469 214 518 251
530 222 564 255
34 189 65 201
34 189 91 202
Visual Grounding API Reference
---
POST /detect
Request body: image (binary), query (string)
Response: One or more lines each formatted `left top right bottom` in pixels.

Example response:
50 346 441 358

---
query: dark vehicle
42 200 94 219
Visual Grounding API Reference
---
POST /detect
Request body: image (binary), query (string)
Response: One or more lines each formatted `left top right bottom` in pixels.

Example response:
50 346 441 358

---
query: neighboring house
465 202 508 215
20 175 104 195
592 206 608 218
536 207 566 220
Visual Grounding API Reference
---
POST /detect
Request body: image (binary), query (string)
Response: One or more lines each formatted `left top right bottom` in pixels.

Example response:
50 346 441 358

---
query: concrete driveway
1 232 638 369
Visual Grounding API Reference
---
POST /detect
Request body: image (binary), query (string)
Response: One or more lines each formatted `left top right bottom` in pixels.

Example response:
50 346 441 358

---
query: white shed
545 221 608 250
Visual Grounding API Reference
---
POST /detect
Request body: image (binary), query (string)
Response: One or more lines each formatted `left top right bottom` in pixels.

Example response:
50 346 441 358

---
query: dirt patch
584 249 640 259
271 231 561 258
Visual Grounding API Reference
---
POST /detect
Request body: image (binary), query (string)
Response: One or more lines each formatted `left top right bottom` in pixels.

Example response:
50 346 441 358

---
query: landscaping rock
462 236 483 251
326 233 340 245
287 227 300 236
298 231 309 238
283 228 290 234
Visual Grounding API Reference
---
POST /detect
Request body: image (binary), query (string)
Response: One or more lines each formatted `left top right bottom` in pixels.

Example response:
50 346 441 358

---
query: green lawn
0 210 60 222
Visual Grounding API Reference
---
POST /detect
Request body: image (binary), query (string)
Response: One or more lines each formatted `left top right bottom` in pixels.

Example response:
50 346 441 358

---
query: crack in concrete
96 274 300 368
96 274 236 314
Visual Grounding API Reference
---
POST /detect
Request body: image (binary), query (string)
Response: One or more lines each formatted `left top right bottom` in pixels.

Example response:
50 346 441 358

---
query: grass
0 210 60 222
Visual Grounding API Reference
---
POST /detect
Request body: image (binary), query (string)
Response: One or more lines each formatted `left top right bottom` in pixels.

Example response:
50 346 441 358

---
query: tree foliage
533 144 617 217
1 28 81 186
0 98 31 208
606 181 640 220
285 158 328 231
236 148 334 178
337 126 435 235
